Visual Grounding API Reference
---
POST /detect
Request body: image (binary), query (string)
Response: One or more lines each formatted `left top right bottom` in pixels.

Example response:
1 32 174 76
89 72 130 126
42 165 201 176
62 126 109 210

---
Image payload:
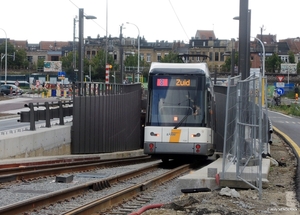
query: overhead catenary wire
69 0 106 33
168 0 190 41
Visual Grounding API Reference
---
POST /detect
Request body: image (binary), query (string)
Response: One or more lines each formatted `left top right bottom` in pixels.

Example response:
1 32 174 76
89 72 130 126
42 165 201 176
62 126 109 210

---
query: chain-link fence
221 73 270 199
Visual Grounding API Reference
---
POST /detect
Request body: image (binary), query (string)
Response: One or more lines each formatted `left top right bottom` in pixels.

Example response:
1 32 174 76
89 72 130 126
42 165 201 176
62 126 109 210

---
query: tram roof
149 62 210 76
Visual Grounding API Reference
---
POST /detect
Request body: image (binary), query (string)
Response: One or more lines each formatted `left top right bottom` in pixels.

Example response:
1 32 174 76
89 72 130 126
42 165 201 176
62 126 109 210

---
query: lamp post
0 28 7 84
210 47 217 84
126 22 140 83
73 16 78 82
253 37 265 77
78 8 96 93
119 24 124 83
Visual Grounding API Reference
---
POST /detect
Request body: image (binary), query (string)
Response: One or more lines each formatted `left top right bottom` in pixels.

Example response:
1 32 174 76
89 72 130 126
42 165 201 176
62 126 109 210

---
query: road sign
276 82 285 88
14 80 19 86
276 75 284 82
277 88 284 95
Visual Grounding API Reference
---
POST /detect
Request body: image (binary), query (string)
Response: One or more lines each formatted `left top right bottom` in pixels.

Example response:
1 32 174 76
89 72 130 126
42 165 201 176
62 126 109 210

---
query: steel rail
0 161 161 215
62 164 191 215
0 156 151 183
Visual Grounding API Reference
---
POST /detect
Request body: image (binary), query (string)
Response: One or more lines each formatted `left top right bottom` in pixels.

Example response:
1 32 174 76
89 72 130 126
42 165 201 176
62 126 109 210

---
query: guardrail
18 100 73 131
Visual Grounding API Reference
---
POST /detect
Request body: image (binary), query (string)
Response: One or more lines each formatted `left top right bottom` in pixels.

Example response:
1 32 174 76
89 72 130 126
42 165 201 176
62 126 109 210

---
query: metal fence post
59 101 64 125
45 102 51 127
29 103 35 131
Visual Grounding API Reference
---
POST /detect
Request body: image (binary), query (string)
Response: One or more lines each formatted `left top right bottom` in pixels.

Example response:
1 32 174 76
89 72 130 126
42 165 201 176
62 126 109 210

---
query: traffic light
109 64 112 69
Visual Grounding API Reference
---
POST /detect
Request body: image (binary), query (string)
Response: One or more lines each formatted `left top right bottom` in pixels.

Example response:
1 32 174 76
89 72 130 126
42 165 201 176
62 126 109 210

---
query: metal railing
18 100 73 131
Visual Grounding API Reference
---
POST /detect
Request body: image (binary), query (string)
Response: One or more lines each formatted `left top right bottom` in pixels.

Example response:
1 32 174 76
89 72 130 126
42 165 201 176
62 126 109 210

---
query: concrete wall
0 125 71 159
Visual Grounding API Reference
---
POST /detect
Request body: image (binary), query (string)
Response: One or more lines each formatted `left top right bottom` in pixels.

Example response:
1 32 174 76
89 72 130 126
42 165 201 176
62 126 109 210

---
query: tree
265 53 282 73
60 51 75 74
0 42 28 70
89 49 117 82
124 54 138 67
37 58 45 72
297 62 300 74
124 53 150 83
160 51 182 63
221 52 239 73
288 51 295 63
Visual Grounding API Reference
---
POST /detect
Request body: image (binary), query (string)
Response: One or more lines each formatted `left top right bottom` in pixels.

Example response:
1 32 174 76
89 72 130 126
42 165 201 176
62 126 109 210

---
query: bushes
270 103 300 117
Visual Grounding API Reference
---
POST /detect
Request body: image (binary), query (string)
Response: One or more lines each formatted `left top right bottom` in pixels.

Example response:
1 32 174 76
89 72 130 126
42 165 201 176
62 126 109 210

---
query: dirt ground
142 134 299 215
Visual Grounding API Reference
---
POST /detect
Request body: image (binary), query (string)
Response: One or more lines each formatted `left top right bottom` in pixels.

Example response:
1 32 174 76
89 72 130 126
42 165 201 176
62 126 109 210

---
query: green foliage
124 54 138 67
265 53 281 73
60 51 76 74
0 42 29 69
221 51 238 72
124 54 150 81
160 51 182 63
297 62 300 74
89 49 117 82
270 103 300 117
37 58 44 68
288 51 295 64
285 90 296 99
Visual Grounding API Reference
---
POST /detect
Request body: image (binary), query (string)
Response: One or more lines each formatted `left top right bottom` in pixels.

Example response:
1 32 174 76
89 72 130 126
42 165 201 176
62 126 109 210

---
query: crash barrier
18 100 73 131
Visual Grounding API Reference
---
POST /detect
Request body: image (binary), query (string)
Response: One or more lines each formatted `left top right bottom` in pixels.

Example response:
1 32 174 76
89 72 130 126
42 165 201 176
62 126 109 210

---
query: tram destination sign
156 78 196 87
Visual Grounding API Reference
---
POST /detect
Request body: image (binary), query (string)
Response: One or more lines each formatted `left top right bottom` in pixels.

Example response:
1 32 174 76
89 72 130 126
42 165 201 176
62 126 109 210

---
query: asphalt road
0 96 59 114
0 96 72 133
268 110 300 150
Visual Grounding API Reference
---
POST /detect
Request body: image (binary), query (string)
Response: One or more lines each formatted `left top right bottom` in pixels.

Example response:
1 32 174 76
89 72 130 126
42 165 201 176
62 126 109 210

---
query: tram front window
149 88 204 127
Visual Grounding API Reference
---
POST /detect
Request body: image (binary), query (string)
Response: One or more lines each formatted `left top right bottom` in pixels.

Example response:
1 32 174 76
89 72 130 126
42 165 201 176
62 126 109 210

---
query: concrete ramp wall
0 125 71 159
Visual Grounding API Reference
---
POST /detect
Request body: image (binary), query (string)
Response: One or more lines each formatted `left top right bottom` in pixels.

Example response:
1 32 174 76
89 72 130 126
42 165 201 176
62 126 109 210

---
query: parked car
0 84 23 95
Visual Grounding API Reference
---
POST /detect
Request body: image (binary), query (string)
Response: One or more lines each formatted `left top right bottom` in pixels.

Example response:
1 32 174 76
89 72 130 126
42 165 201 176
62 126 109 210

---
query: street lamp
78 8 96 93
126 22 140 83
252 37 265 77
0 28 7 84
210 47 217 84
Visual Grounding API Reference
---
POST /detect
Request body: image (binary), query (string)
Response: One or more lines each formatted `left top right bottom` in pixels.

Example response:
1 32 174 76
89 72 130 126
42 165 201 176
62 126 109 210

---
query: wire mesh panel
221 73 270 199
221 75 240 173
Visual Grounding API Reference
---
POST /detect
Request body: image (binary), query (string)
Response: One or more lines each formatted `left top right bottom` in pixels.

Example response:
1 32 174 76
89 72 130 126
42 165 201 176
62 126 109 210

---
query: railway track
0 156 152 183
64 163 191 215
0 161 192 215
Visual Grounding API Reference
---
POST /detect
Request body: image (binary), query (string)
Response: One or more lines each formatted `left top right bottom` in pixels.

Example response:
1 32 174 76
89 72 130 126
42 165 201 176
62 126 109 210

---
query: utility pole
105 0 108 66
246 9 251 78
119 24 124 83
78 8 84 88
73 17 77 81
231 39 235 77
238 0 249 80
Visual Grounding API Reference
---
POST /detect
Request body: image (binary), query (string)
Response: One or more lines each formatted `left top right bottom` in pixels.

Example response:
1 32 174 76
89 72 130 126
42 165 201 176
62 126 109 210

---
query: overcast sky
0 0 299 44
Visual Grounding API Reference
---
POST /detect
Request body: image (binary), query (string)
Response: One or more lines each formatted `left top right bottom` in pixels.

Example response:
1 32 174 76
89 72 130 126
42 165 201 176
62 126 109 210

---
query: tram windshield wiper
173 107 192 129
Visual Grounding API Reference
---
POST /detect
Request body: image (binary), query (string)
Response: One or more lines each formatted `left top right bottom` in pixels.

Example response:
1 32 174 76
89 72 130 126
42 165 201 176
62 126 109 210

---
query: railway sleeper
92 180 111 191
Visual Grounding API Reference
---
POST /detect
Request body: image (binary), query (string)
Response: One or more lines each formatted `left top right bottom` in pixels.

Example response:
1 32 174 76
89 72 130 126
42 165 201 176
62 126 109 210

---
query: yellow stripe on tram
169 129 181 143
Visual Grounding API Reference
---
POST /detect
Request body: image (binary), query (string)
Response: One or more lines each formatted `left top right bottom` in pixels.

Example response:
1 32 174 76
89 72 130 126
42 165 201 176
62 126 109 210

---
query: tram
143 62 216 162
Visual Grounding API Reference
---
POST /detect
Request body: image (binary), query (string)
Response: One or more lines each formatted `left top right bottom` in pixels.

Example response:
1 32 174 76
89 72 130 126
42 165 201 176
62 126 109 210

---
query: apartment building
1 30 299 75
